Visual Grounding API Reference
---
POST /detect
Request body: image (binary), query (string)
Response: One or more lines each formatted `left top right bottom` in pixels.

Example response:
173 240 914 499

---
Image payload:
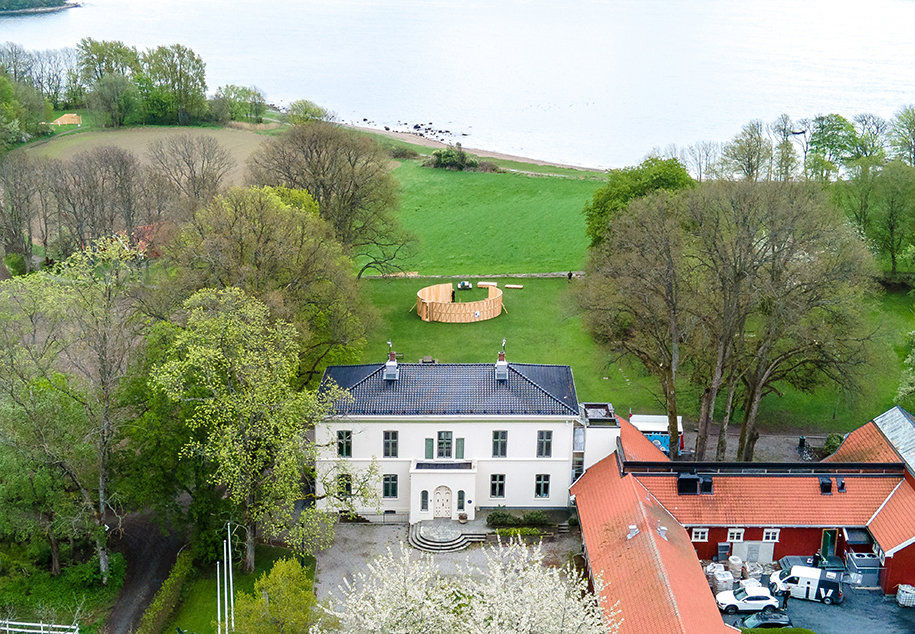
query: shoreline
0 1 79 16
345 124 603 173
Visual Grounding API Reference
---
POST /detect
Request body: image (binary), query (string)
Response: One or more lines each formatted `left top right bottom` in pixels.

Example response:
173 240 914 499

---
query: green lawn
364 276 666 409
392 159 603 275
361 277 914 434
167 545 313 634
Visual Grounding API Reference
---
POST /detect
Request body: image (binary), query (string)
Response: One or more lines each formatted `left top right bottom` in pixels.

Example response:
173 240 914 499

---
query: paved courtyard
313 522 583 601
721 584 915 634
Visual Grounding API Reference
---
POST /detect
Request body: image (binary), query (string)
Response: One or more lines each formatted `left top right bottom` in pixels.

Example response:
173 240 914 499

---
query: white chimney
383 350 399 381
627 524 639 540
657 521 668 541
495 350 508 381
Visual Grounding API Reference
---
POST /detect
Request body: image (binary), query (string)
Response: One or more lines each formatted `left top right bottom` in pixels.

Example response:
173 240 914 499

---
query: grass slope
393 159 602 275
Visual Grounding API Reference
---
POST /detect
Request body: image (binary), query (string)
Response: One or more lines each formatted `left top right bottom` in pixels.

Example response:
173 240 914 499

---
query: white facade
316 415 579 524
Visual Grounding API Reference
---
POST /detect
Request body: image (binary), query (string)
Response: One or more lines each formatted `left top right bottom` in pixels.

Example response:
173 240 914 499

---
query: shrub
136 550 195 634
496 527 541 537
475 161 504 173
424 143 479 171
567 516 579 528
486 510 521 528
390 146 419 160
3 253 26 276
824 433 844 456
521 510 551 526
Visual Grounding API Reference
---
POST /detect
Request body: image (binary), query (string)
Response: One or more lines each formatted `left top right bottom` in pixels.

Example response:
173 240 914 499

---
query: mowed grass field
392 159 602 274
22 125 914 434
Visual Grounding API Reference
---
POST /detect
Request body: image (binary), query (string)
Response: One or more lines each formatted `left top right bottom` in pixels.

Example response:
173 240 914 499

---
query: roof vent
657 520 668 541
819 476 832 495
627 524 639 540
495 350 508 381
383 350 399 381
836 476 846 493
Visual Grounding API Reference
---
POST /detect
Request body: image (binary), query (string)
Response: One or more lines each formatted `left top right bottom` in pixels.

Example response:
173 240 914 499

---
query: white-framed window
534 474 550 498
763 528 780 542
727 528 744 542
691 528 709 542
382 474 398 498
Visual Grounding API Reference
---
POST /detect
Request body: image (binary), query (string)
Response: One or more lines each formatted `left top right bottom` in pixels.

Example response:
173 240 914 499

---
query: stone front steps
408 522 487 553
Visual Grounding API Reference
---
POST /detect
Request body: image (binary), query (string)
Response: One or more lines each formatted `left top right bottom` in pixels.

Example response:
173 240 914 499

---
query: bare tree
0 152 37 267
248 122 416 277
50 146 146 250
0 41 33 83
146 134 235 217
686 140 720 182
769 114 799 182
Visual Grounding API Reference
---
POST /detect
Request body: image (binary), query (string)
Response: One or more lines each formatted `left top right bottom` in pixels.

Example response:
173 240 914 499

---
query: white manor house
316 351 620 524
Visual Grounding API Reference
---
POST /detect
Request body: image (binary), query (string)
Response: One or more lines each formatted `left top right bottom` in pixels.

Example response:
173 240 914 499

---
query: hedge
496 527 542 537
136 550 195 634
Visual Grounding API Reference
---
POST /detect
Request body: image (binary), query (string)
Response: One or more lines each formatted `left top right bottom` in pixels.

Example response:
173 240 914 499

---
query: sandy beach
345 124 602 173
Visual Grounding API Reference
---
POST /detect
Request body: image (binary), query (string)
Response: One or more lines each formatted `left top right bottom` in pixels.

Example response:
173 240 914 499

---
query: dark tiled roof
320 362 578 416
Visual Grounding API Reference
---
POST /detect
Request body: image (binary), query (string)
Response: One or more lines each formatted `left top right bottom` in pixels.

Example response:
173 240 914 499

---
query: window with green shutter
425 438 433 459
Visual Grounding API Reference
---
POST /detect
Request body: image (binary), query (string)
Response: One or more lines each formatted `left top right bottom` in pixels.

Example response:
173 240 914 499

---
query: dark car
742 611 793 629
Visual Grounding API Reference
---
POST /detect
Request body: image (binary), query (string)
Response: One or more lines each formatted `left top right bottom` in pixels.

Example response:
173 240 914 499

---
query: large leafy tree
582 156 693 248
152 288 375 572
580 191 695 459
582 182 875 461
718 120 772 182
76 38 141 85
141 43 207 125
247 121 417 277
870 160 915 275
156 186 374 385
0 237 148 583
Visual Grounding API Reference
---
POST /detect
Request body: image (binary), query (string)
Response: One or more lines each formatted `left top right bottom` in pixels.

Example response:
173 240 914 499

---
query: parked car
716 586 780 615
742 611 793 629
770 565 844 605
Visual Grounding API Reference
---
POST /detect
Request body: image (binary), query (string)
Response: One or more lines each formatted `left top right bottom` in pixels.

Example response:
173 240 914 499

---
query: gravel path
314 524 582 601
106 512 184 634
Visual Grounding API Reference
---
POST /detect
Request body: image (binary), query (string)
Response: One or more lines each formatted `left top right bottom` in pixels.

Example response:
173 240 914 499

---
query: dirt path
106 512 184 634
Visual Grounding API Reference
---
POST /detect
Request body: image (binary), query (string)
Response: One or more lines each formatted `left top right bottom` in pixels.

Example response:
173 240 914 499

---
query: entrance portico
410 460 477 524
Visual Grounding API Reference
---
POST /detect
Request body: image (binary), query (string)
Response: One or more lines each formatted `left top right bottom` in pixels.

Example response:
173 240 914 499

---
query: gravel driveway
313 523 583 601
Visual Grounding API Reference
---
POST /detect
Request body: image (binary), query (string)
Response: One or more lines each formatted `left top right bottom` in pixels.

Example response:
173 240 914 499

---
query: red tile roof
637 474 901 527
618 415 670 462
823 421 902 463
572 456 734 634
868 478 915 555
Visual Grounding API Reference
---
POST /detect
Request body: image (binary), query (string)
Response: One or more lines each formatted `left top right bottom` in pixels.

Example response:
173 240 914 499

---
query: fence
0 622 78 634
416 283 503 323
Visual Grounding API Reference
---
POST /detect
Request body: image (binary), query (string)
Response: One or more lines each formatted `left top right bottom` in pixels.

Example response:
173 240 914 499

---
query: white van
769 565 844 605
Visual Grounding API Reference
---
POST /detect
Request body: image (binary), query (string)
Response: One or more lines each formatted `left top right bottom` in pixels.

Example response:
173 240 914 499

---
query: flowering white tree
319 541 619 634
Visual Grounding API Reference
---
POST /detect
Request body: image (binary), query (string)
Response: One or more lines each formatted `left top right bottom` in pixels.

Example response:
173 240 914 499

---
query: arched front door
433 485 452 518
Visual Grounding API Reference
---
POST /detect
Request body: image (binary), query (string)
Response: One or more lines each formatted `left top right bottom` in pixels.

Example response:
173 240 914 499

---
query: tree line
0 38 332 150
0 119 415 594
579 109 914 461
